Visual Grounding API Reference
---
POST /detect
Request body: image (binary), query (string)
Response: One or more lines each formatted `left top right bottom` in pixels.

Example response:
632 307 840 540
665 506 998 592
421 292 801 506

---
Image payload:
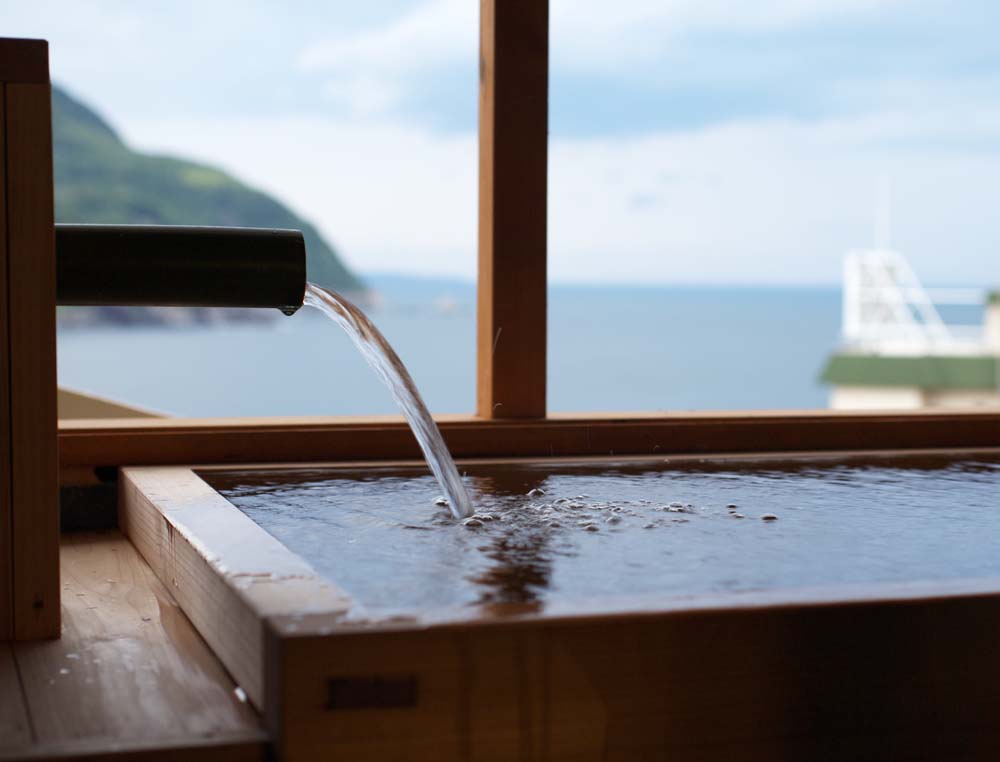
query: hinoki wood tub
120 455 1000 761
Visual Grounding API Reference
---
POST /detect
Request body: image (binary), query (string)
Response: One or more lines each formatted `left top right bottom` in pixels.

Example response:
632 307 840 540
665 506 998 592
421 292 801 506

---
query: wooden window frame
2 38 59 639
56 1 1000 480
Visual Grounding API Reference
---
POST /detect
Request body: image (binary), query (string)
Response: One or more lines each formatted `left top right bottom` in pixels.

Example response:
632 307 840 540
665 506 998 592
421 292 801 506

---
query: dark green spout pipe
55 224 306 314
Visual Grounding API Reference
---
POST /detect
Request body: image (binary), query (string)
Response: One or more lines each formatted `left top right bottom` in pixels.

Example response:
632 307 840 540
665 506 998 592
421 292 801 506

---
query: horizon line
358 270 993 292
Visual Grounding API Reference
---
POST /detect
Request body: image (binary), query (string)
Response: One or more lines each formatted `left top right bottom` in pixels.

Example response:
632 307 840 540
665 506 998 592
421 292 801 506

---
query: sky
4 0 1000 286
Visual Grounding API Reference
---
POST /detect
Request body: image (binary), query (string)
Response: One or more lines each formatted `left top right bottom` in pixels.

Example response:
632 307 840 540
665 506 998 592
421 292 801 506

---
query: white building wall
924 388 1000 408
830 386 925 410
987 302 1000 353
831 385 1000 410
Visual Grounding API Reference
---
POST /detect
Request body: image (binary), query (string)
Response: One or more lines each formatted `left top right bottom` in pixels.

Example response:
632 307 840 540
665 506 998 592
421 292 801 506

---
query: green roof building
821 352 1000 409
821 250 1000 409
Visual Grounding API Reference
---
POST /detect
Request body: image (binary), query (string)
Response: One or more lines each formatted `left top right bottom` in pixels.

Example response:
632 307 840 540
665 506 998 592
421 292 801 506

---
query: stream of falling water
304 283 473 519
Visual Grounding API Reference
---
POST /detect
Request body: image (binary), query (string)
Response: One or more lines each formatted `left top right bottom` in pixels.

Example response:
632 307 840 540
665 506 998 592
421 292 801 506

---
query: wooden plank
267 593 1000 761
58 410 1000 476
0 735 265 761
10 533 264 760
0 645 31 752
6 82 59 640
0 86 12 640
119 468 350 709
0 40 48 85
477 0 548 419
268 628 466 761
190 446 1000 475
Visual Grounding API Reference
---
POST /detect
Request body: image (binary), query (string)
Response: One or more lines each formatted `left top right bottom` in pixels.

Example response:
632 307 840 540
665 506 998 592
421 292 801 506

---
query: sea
53 277 894 417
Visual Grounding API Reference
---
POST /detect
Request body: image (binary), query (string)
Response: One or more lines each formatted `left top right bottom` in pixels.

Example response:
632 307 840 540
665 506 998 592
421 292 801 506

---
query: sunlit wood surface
0 532 265 761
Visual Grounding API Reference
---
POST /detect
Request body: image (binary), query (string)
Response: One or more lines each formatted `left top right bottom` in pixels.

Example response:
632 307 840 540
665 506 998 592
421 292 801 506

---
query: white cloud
10 0 996 286
128 115 478 278
296 0 905 115
300 0 474 74
298 0 476 116
124 101 1000 286
549 113 1000 285
552 0 903 69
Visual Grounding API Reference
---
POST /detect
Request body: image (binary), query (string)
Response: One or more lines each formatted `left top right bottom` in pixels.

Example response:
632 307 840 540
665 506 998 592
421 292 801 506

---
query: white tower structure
823 181 997 409
841 249 978 355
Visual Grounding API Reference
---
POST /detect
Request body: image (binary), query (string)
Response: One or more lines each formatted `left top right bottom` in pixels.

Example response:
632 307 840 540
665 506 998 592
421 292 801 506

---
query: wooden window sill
59 409 1000 483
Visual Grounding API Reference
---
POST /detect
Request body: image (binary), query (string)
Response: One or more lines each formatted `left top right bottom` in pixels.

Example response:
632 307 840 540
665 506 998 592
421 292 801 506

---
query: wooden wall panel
0 88 11 641
477 0 549 419
5 76 59 640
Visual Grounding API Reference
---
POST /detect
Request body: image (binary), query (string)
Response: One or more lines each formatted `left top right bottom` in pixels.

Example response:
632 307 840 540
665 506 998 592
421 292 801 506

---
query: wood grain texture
59 410 1000 476
6 82 58 640
0 40 47 85
119 468 350 709
266 594 1000 761
477 0 548 419
8 532 264 761
0 735 265 761
125 465 1000 760
0 645 30 752
0 87 11 640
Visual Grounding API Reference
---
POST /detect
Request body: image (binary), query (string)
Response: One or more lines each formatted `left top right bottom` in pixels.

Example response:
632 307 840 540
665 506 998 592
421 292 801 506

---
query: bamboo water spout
55 224 306 314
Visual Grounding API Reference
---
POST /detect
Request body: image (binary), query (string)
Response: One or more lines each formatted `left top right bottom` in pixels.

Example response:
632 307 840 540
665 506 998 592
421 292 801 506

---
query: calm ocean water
57 278 845 417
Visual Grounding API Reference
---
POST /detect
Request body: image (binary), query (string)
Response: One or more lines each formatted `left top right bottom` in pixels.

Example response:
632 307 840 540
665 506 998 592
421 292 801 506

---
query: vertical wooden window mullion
1 40 59 640
477 0 549 419
0 85 9 640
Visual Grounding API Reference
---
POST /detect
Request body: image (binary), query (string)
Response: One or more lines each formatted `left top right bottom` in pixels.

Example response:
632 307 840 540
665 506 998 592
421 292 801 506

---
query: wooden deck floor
0 531 266 761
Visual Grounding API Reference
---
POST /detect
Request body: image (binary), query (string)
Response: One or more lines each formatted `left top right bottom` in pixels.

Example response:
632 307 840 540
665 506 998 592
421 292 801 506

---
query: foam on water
303 283 473 518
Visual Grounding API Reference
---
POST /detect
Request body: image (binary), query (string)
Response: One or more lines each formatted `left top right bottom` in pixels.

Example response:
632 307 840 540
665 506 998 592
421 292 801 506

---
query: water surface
206 453 1000 618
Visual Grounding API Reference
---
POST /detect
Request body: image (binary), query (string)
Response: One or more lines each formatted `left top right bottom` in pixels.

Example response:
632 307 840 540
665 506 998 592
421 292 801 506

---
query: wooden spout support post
0 38 59 640
477 0 549 419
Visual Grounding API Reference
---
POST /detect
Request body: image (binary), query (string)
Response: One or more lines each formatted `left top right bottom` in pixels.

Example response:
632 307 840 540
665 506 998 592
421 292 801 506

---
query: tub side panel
271 595 1000 761
120 468 267 707
119 467 351 711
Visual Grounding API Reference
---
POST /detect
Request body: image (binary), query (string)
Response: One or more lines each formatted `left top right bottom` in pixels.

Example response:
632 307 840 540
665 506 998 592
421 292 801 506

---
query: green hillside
52 86 363 293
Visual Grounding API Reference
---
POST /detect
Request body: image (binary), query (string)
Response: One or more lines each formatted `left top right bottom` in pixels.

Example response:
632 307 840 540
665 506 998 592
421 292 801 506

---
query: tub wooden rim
121 451 1000 714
